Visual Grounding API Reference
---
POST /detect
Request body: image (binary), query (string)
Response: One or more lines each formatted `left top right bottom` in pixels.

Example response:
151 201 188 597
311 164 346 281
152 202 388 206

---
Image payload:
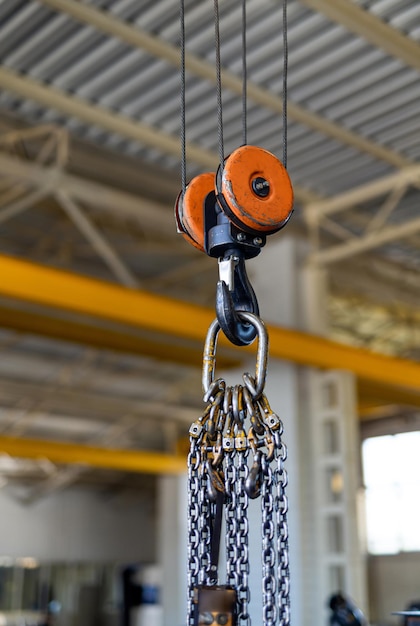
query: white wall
0 486 156 562
158 475 187 626
368 553 420 625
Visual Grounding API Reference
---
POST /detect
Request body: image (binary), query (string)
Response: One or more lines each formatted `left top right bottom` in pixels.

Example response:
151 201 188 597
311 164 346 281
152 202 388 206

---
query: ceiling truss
0 132 175 237
306 164 420 265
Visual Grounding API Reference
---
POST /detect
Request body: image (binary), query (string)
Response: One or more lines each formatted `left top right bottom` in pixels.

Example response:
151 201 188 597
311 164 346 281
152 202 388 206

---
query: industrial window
362 432 420 554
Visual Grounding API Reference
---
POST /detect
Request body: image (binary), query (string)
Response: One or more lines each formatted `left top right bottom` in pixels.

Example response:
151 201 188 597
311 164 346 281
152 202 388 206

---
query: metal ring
202 312 268 396
232 384 243 425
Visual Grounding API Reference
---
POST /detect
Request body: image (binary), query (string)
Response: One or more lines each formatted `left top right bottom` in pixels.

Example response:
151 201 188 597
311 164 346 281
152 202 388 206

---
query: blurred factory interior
0 0 419 625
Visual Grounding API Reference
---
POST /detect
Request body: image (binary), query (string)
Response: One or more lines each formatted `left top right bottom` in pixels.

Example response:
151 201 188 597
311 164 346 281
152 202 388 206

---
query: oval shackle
202 312 269 397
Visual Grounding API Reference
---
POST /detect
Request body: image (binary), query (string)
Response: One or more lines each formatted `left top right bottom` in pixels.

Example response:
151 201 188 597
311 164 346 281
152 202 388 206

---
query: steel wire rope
241 0 247 146
180 0 288 180
180 0 187 197
213 0 225 171
282 0 288 168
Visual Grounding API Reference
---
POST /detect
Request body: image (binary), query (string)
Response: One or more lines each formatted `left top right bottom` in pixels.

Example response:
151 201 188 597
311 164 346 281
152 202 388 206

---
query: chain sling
186 317 290 626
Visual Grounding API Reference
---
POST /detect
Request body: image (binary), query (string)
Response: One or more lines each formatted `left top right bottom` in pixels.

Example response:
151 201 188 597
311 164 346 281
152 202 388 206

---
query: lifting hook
216 255 259 346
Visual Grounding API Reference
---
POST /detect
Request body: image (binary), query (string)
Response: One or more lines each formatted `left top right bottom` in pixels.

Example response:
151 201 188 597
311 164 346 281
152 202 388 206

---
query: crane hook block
216 145 294 235
175 172 215 253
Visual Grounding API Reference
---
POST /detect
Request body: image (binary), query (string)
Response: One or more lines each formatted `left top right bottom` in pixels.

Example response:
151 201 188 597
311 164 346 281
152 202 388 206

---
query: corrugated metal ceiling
0 0 419 195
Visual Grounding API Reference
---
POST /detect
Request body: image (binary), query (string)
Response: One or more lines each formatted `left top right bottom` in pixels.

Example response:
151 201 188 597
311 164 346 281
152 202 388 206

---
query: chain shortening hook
216 255 259 346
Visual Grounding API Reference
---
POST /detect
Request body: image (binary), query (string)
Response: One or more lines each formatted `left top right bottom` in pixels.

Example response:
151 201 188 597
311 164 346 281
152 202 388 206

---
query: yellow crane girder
0 253 419 399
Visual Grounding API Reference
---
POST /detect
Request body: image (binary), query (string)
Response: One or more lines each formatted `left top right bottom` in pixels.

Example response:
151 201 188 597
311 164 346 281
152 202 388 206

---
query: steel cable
282 0 288 168
180 0 187 196
213 0 225 171
242 0 247 146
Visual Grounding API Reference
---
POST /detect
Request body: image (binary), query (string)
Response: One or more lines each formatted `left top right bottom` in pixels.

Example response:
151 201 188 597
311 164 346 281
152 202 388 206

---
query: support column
250 237 367 625
300 260 367 624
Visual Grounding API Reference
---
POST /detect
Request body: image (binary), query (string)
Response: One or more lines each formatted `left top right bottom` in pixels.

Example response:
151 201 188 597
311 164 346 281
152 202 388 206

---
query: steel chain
261 454 276 626
198 459 212 584
236 449 251 626
187 438 201 626
275 432 290 626
225 446 238 589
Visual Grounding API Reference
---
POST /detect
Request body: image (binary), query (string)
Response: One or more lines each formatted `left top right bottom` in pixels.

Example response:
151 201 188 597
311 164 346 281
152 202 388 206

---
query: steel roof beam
299 0 420 74
0 150 175 237
0 66 216 169
305 164 420 220
37 0 410 169
305 165 420 265
310 214 420 266
55 190 138 288
1 254 420 395
0 67 315 204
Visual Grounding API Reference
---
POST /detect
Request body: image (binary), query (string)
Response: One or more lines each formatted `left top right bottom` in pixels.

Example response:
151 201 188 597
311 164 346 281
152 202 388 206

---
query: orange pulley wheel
174 172 215 252
216 145 294 235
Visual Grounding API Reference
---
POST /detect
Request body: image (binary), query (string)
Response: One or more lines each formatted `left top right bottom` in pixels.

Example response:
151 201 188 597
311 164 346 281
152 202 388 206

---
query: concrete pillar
249 237 367 625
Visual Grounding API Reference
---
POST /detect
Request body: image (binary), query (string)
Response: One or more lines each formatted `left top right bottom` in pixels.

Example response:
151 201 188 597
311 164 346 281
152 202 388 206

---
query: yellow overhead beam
0 435 186 474
1 254 420 396
0 304 222 367
0 254 212 341
267 326 420 393
357 380 420 416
